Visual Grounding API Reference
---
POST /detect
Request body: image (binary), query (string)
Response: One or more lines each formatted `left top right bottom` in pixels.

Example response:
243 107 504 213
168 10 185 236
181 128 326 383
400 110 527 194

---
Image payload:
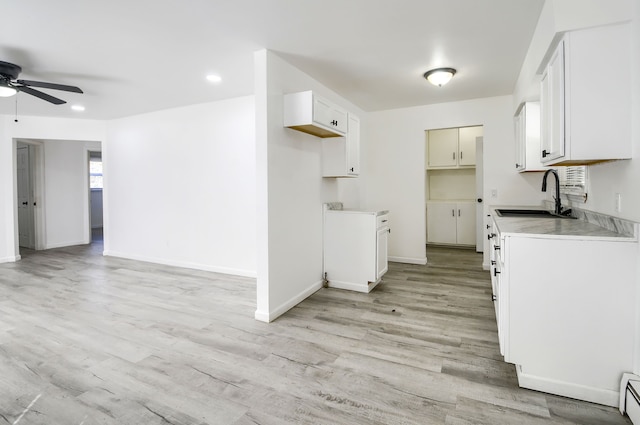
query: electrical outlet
615 193 622 213
491 189 498 198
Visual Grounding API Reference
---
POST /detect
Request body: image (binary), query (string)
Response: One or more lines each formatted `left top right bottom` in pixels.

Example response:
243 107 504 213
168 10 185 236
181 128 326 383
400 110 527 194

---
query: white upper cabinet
322 113 360 177
539 22 631 165
514 102 547 172
284 91 347 138
427 126 481 169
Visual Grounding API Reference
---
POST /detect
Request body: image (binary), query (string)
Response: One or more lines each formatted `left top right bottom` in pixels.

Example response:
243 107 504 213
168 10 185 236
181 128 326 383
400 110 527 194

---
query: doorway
88 151 104 243
14 139 103 257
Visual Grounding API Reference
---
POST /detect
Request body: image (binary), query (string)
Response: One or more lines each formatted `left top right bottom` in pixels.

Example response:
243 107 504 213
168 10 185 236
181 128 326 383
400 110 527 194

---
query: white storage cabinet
284 91 347 138
426 201 475 246
426 126 480 169
322 113 360 177
540 23 631 165
324 210 389 293
514 102 546 172
491 215 637 407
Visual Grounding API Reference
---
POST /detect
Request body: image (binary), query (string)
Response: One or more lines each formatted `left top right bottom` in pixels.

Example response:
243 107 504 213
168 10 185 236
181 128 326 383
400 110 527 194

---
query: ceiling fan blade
17 86 66 105
16 79 83 93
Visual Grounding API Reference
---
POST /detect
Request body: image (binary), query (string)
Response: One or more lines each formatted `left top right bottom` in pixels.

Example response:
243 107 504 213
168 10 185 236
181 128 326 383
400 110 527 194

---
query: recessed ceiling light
71 104 85 111
206 74 222 83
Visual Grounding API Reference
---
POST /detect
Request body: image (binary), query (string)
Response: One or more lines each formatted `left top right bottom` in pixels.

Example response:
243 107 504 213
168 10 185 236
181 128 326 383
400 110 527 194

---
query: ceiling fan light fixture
424 67 457 87
206 74 222 83
0 84 17 97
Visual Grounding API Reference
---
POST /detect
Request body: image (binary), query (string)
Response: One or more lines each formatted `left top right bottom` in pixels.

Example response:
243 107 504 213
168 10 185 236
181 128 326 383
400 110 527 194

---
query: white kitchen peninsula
489 208 638 407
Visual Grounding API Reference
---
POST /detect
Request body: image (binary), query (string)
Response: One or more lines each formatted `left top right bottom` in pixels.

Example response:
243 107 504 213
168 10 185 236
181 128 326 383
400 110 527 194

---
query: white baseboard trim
102 250 257 278
328 279 379 293
516 367 619 407
0 255 20 264
254 280 323 323
389 256 428 265
45 240 87 249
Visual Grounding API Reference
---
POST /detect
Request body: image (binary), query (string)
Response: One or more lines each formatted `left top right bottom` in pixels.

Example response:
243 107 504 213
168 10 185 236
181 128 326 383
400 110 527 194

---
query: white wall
254 50 364 322
360 96 547 266
0 115 106 262
43 139 101 248
104 96 257 277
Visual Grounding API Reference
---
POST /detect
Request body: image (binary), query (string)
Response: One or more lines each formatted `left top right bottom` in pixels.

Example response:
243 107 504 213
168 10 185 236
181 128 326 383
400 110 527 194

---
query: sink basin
495 208 576 219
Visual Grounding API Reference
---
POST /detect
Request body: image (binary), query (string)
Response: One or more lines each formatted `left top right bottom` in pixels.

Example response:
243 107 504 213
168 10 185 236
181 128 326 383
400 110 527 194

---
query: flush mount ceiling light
424 67 457 87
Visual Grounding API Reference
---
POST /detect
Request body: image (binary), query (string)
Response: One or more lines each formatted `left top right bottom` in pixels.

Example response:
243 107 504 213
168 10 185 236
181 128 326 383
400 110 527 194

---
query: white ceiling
0 0 544 120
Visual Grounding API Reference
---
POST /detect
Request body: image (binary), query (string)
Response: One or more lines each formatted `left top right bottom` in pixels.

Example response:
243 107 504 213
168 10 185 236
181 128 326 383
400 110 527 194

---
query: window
89 154 103 189
559 165 587 201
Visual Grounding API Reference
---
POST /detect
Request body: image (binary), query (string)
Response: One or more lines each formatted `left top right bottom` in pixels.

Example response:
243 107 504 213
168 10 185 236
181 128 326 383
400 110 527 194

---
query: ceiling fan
0 60 83 105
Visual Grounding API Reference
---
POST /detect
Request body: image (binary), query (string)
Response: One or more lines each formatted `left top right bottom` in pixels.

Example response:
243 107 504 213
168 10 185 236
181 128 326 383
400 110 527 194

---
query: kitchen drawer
377 214 389 228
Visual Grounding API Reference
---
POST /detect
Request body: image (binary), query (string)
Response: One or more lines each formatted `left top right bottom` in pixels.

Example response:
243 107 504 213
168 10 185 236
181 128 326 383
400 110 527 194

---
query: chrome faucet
541 169 564 215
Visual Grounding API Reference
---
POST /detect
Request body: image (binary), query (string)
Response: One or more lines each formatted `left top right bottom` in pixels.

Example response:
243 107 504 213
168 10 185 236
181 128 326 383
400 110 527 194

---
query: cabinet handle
452 209 455 217
460 151 463 160
486 224 490 230
488 233 495 240
458 209 461 217
494 269 501 276
330 120 338 126
349 167 354 172
515 163 520 168
542 149 549 158
452 152 456 161
494 245 500 251
491 294 497 301
388 228 391 234
381 219 388 223
491 260 496 265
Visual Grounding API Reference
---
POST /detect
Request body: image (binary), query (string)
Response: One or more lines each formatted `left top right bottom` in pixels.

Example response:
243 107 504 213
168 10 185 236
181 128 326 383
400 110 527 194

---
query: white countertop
490 206 637 242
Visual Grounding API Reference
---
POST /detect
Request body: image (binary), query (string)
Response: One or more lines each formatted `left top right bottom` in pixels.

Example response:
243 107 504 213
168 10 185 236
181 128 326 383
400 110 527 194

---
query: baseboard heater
621 373 640 424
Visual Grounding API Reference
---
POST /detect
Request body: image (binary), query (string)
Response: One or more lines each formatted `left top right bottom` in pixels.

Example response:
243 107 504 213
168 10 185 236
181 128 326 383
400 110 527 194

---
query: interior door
475 136 484 252
17 145 35 249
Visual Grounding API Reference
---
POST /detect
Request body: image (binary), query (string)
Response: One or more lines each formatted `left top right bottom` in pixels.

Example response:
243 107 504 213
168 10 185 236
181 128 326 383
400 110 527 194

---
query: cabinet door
346 114 360 175
514 107 525 171
458 126 481 166
427 128 458 168
456 202 476 245
541 41 565 163
376 227 389 279
427 202 457 244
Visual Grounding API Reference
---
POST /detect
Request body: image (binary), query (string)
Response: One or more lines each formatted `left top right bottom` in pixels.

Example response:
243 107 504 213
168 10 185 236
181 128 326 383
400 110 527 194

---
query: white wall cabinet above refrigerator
284 91 347 138
322 114 360 177
539 22 631 165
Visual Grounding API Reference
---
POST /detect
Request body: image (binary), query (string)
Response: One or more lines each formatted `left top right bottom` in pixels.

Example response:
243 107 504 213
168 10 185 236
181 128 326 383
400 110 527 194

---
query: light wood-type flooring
0 240 631 424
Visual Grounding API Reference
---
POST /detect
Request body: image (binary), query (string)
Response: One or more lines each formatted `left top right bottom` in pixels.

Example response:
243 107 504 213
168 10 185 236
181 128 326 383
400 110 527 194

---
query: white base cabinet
324 210 389 293
427 201 476 246
491 216 637 407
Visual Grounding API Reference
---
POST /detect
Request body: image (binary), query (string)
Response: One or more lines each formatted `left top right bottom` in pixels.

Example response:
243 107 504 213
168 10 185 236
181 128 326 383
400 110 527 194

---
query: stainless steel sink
495 208 576 219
